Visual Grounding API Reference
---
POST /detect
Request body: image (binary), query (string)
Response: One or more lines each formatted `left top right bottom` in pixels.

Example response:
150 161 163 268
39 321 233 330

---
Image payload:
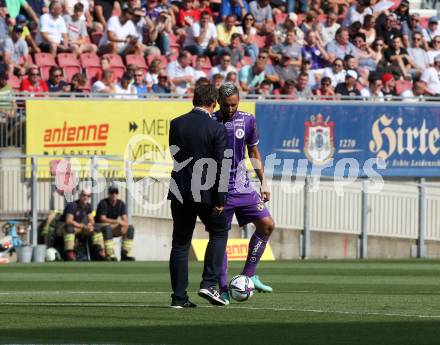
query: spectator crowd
0 0 440 101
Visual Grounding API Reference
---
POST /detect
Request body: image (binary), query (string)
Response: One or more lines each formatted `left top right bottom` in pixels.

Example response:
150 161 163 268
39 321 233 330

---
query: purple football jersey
212 110 259 194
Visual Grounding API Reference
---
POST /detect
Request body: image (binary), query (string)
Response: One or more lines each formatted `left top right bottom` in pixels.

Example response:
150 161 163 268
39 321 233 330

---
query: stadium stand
0 0 439 99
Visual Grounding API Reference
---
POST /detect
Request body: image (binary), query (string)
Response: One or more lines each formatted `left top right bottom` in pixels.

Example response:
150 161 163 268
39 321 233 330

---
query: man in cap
421 54 440 96
16 14 40 54
59 188 106 261
335 69 361 98
422 16 440 47
1 24 29 75
381 72 397 100
95 185 135 261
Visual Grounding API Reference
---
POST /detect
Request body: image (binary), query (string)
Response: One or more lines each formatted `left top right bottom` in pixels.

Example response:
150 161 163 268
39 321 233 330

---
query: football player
212 83 275 304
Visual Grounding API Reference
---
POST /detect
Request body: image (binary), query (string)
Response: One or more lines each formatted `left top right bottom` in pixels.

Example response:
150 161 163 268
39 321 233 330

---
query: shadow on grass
2 321 440 345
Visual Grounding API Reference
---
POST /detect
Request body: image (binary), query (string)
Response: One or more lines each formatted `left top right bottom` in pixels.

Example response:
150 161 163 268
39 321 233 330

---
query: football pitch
1 260 440 345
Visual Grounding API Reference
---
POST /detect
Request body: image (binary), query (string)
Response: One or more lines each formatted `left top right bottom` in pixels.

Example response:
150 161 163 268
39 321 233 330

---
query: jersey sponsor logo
235 128 245 139
225 121 233 128
304 113 335 165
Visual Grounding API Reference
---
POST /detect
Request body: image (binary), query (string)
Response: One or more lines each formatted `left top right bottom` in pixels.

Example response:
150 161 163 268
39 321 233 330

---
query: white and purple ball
229 275 255 302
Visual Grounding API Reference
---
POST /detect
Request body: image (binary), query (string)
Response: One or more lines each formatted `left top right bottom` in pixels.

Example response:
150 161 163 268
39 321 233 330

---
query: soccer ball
45 247 61 262
229 275 254 302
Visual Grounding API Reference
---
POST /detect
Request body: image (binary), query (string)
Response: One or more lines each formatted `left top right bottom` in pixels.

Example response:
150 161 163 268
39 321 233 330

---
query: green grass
1 260 440 345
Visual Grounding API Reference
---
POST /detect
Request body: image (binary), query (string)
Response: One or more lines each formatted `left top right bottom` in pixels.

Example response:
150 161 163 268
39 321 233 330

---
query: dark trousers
169 199 229 303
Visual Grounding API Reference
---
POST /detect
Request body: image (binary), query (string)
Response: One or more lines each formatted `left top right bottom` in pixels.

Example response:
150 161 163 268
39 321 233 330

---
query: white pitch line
0 291 169 295
0 301 439 320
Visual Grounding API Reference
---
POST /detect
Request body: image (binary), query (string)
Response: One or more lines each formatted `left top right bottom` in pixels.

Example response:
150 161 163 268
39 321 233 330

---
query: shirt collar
194 107 211 117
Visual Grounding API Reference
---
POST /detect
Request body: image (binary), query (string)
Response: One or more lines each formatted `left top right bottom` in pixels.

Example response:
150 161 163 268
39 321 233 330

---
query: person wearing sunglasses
323 57 346 87
422 16 440 48
20 65 48 93
133 68 148 97
95 185 136 261
427 34 440 66
47 66 69 92
313 76 335 100
59 188 106 261
402 13 422 48
408 32 429 75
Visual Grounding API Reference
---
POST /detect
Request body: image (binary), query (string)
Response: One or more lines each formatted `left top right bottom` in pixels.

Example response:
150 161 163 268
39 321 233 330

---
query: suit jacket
168 108 228 206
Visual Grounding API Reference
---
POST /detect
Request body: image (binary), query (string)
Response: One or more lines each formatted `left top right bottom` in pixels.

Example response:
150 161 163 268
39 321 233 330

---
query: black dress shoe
170 300 197 309
198 286 226 306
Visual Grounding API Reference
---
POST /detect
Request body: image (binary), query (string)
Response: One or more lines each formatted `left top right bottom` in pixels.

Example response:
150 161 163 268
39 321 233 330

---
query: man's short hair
192 84 217 107
73 2 84 12
218 82 239 100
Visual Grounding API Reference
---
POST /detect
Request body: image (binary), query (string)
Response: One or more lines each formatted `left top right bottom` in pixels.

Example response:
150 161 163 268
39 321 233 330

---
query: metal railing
1 93 439 150
2 154 440 259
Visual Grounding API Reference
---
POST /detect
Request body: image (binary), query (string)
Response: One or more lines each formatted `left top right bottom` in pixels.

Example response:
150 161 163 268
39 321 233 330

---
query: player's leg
217 204 234 304
243 216 275 292
234 195 275 292
197 204 229 306
169 199 198 307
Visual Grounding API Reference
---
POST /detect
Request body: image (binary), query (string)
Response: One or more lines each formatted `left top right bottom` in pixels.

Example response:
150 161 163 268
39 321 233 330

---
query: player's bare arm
248 145 270 202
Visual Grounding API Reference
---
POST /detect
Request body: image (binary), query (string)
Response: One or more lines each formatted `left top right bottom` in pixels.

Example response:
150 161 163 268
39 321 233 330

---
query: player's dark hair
193 84 217 107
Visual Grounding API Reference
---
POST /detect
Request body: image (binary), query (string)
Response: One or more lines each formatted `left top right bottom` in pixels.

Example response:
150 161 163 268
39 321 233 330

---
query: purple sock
242 232 268 277
218 252 229 293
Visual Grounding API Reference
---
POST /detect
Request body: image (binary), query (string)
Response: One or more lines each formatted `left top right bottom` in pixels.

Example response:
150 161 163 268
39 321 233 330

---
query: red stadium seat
80 52 100 68
146 54 167 67
241 56 253 67
19 54 33 66
275 13 287 24
255 35 267 49
169 33 181 59
84 66 102 82
63 67 81 82
35 53 57 79
395 80 413 95
81 53 102 81
103 53 125 79
125 54 148 72
34 53 56 67
58 53 81 82
8 74 21 91
57 53 80 68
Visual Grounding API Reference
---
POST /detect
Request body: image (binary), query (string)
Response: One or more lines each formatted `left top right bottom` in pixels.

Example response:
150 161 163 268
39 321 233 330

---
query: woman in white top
114 72 137 99
237 13 258 63
145 58 162 92
322 58 346 87
360 14 376 46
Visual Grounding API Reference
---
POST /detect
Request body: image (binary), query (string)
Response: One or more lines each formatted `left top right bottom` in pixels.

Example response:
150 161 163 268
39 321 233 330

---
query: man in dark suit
168 84 229 308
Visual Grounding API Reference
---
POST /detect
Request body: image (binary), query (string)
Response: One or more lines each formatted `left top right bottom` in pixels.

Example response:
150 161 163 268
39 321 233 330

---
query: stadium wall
2 152 440 260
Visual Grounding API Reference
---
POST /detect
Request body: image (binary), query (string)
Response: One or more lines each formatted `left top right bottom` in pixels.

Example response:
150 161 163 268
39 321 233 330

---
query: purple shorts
223 190 271 229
